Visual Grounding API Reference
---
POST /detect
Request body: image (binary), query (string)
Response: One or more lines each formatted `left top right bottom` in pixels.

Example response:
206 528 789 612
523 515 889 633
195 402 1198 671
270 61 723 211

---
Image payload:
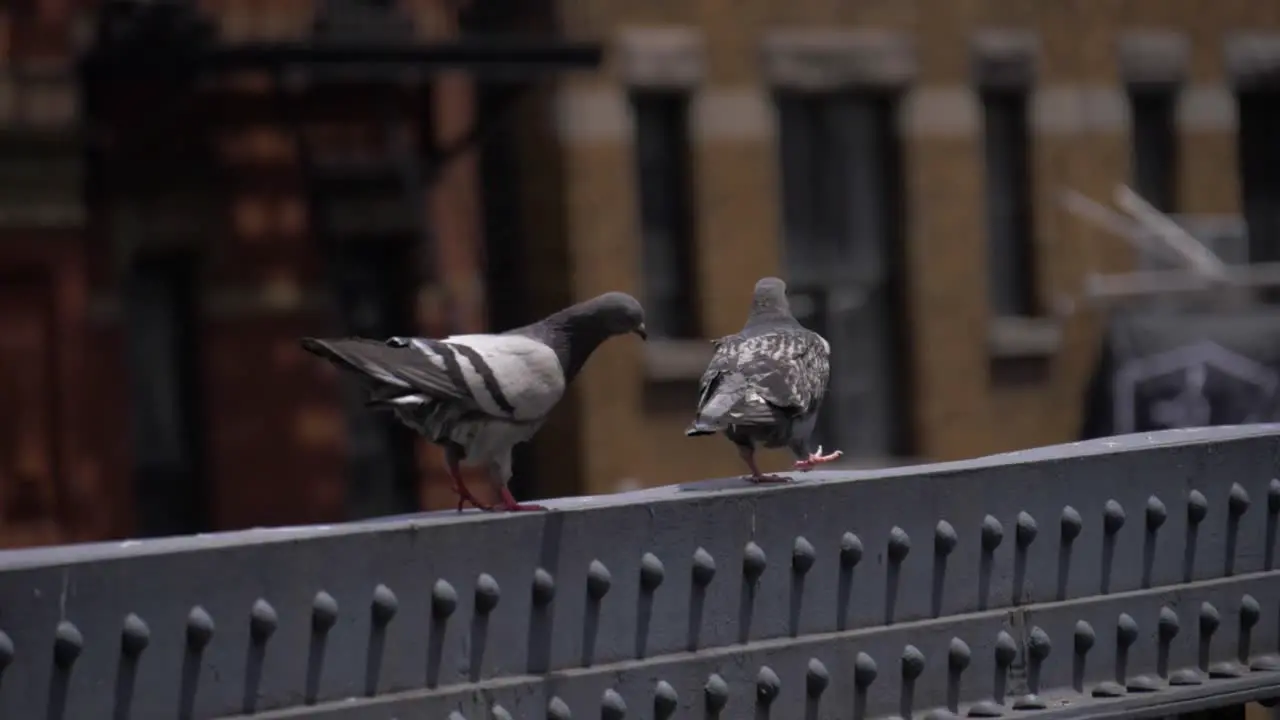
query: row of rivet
0 484 1267 669
450 594 1277 719
0 482 1274 710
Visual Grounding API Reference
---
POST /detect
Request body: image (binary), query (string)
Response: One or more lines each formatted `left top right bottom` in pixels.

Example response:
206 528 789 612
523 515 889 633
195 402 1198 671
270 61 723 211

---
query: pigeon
301 292 647 512
685 277 841 482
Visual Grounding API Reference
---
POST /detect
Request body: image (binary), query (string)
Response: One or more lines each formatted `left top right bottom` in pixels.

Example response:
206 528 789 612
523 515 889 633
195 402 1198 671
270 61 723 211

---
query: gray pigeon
685 277 840 482
301 292 647 512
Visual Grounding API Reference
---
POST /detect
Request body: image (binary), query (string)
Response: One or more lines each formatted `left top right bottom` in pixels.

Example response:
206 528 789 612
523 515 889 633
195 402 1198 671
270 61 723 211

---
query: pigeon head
747 277 793 320
524 291 647 382
575 291 648 341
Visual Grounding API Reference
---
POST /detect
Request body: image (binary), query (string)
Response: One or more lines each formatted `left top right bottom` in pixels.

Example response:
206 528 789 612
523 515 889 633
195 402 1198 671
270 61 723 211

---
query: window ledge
643 338 716 382
988 315 1062 359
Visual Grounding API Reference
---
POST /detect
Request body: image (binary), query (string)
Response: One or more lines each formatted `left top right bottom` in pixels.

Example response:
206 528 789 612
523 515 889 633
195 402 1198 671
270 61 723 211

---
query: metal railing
2 425 1280 718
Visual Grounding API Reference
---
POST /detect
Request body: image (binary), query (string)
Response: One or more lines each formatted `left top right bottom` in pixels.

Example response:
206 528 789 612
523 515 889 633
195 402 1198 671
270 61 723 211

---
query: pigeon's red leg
737 445 790 484
794 445 844 471
497 485 549 512
444 450 492 511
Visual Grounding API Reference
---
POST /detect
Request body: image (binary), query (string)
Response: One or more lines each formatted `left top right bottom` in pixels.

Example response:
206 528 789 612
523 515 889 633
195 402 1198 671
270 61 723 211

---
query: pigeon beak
634 324 648 341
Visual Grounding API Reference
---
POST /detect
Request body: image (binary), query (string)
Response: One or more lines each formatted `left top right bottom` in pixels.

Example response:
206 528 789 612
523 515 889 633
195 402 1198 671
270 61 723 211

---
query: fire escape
78 0 602 527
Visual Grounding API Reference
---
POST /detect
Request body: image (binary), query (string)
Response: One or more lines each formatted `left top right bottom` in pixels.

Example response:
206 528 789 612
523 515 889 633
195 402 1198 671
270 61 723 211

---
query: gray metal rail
2 425 1280 719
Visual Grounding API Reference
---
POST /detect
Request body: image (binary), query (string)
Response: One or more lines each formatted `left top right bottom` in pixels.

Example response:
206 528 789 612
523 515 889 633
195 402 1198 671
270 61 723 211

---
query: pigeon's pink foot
445 456 493 511
794 446 844 471
747 474 792 484
494 487 549 512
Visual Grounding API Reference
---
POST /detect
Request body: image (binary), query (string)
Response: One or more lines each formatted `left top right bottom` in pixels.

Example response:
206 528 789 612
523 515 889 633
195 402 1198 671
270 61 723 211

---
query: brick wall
537 1 1280 494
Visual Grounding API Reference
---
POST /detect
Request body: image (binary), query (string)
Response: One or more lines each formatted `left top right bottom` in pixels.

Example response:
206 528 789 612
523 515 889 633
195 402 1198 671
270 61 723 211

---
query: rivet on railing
979 515 1004 611
989 630 1019 710
853 652 877 720
791 537 816 637
532 568 556 607
1011 627 1050 709
1099 500 1126 595
1056 506 1083 601
1157 606 1180 681
180 607 213 715
885 527 911 624
0 628 12 681
900 645 925 718
1226 483 1251 577
946 638 971 714
245 600 277 712
1267 479 1280 571
654 680 678 719
792 536 816 575
806 657 830 698
469 577 499 680
586 561 612 601
52 620 83 669
427 579 456 689
307 592 338 703
887 526 911 563
1199 602 1222 678
547 695 572 719
492 704 513 720
185 607 214 652
741 543 767 643
639 553 665 592
743 542 768 580
1073 620 1096 693
1113 613 1140 692
838 532 863 631
365 586 397 698
114 609 150 717
1185 490 1209 582
704 673 729 716
371 584 398 625
932 521 958 617
312 591 339 633
432 580 459 619
689 548 717 652
448 711 466 720
692 547 717 586
601 688 627 720
249 599 278 643
1014 512 1038 604
121 613 151 658
1237 594 1261 672
756 665 781 708
475 574 502 614
584 562 609 666
637 553 664 659
1143 496 1167 589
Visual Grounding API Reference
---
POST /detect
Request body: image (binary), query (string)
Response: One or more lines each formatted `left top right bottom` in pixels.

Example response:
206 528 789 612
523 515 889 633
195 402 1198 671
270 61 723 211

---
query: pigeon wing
723 329 830 417
301 333 566 422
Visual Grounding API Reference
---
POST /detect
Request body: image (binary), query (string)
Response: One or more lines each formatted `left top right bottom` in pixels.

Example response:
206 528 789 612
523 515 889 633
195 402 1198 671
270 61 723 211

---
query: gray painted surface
2 426 1280 718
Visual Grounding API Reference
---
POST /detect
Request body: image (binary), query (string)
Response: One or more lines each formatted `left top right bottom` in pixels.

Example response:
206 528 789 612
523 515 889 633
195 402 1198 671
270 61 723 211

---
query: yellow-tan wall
539 2 1279 495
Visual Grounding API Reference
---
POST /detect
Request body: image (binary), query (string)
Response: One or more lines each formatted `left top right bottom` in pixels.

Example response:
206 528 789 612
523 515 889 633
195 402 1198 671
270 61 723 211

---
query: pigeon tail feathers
685 373 751 436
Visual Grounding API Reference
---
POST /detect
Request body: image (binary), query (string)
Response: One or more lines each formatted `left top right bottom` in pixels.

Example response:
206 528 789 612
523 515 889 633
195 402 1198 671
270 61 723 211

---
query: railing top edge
2 424 1276 571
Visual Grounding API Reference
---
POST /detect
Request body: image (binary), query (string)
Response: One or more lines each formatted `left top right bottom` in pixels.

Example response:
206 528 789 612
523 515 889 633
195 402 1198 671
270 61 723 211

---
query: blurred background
2 0 1280 548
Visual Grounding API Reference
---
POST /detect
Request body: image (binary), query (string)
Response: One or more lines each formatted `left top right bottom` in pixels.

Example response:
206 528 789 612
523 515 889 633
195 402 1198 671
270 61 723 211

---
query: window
775 90 912 459
980 87 1037 317
123 251 209 537
631 90 699 339
1129 87 1178 215
1238 90 1280 266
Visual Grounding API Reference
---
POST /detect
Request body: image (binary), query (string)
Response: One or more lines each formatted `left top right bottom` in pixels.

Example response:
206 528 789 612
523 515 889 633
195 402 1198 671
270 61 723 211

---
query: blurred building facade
551 3 1280 494
1 0 1279 545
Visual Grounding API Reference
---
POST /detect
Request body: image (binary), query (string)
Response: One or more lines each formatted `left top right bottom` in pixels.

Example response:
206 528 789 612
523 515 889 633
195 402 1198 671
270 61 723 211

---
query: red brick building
0 0 583 546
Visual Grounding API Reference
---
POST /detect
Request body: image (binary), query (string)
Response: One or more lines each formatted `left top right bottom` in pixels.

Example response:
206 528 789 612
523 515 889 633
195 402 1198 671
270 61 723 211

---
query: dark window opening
122 250 209 537
631 90 700 339
981 87 1037 317
1239 90 1280 267
775 90 913 460
1129 87 1179 217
